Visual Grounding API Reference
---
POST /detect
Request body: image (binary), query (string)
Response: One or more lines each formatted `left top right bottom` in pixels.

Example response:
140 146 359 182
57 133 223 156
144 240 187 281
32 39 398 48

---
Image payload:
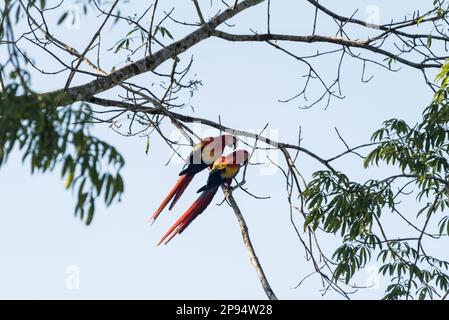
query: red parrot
157 149 250 245
150 134 237 224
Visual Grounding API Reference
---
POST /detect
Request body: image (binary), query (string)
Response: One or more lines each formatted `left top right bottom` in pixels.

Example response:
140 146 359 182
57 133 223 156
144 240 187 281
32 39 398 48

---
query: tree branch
63 0 119 90
212 31 442 70
89 97 338 172
222 185 278 300
51 0 265 103
191 0 206 24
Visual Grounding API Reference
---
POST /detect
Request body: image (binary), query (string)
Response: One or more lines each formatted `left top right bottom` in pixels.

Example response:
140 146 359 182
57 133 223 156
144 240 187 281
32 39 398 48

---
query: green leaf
57 12 68 25
114 39 127 53
65 170 74 189
145 137 151 155
417 15 426 26
86 198 95 226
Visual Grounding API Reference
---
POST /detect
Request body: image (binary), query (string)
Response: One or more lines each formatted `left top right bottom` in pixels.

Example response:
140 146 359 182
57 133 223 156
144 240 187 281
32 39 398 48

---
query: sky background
0 0 442 299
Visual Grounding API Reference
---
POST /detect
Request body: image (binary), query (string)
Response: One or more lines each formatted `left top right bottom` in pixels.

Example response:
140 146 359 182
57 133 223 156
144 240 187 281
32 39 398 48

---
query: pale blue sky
0 0 442 299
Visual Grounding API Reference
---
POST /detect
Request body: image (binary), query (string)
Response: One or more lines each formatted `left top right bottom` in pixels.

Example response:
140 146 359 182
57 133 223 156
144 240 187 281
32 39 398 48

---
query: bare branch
222 186 278 300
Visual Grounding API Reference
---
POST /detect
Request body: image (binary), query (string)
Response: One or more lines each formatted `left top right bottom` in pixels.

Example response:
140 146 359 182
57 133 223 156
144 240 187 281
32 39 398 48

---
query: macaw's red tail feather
157 188 218 245
168 174 194 211
150 174 193 225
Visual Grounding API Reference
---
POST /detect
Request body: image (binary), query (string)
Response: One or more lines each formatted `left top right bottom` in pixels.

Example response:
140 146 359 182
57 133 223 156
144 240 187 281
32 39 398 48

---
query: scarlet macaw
157 149 250 245
150 134 237 224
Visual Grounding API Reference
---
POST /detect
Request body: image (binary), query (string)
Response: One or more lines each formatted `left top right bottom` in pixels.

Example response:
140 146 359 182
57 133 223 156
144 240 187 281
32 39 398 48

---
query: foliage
0 84 125 224
1 0 126 224
302 62 449 299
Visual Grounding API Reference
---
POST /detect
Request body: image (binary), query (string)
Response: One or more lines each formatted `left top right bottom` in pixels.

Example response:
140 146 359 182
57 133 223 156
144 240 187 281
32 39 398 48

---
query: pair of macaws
151 134 249 245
